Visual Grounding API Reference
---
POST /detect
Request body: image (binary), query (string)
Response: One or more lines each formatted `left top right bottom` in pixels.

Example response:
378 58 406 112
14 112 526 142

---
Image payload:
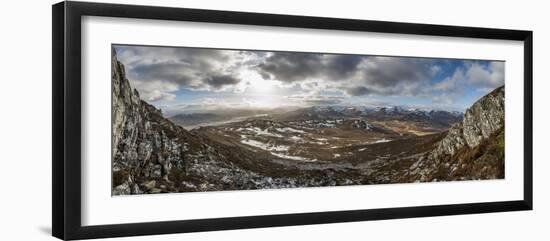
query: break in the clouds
113 44 504 111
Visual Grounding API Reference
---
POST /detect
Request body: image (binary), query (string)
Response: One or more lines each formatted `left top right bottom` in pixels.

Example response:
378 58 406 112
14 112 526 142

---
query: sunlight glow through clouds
113 44 504 113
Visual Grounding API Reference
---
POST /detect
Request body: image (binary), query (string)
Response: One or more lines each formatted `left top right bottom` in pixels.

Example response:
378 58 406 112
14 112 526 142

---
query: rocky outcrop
462 87 505 147
435 86 504 156
112 49 195 195
406 86 505 181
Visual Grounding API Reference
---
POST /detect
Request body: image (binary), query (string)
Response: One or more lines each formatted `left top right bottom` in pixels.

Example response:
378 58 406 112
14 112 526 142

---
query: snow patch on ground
275 127 305 134
270 152 317 162
240 139 289 152
238 127 283 138
252 127 283 138
373 138 391 143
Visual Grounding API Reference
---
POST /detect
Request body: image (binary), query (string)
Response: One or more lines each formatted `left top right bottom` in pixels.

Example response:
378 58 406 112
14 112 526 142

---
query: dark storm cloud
256 52 438 97
130 62 194 86
257 52 324 82
115 45 242 91
345 86 371 96
359 57 434 87
257 52 365 82
323 54 364 80
203 75 241 89
130 62 241 90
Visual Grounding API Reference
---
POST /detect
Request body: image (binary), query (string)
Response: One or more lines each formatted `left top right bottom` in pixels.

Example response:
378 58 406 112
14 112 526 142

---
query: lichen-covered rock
462 87 505 147
112 182 131 196
406 86 505 182
434 124 466 156
432 86 504 157
111 49 193 195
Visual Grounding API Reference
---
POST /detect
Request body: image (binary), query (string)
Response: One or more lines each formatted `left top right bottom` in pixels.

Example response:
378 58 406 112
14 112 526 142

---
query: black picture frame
52 1 533 240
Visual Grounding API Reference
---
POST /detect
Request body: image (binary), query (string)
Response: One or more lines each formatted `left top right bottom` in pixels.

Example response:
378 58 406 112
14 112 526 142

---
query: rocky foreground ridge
111 49 505 195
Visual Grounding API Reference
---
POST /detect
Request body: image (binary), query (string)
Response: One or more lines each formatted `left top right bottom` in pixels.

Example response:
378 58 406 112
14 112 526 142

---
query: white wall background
0 0 547 240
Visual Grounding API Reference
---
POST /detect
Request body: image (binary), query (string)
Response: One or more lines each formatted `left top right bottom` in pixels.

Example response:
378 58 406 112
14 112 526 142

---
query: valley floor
148 117 452 193
113 112 504 195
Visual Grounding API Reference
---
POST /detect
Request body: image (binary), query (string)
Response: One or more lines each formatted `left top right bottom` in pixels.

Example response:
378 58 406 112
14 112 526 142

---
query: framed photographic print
52 1 533 240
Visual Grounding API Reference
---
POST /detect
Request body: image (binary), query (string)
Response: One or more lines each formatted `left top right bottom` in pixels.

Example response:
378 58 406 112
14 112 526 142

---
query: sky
113 44 505 115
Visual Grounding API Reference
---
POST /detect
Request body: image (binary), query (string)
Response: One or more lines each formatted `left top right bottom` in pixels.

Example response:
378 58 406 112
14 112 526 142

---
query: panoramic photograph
111 44 505 195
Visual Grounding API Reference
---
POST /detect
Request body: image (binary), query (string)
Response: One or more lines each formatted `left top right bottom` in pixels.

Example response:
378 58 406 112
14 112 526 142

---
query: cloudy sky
113 44 504 115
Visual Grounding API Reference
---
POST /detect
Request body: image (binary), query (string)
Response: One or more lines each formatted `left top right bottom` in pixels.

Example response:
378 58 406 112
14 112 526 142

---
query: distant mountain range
170 105 463 130
273 105 462 126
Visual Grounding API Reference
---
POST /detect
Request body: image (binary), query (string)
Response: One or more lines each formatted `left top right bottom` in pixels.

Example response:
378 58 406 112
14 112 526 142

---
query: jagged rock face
462 87 505 147
435 86 504 156
407 86 505 182
112 50 192 195
434 124 466 156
